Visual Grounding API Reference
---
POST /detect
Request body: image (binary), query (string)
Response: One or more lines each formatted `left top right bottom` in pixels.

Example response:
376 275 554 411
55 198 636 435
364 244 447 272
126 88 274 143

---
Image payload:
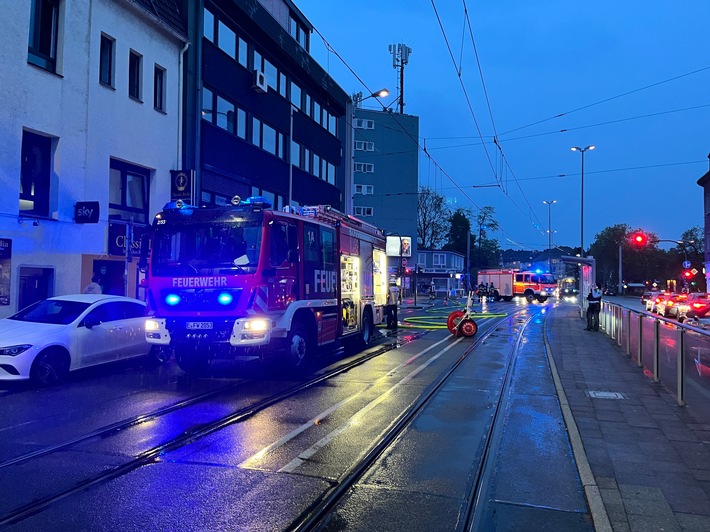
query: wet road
0 298 593 530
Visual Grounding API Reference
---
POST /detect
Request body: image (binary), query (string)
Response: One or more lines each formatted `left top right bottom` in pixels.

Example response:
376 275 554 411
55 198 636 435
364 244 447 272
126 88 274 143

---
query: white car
0 294 168 385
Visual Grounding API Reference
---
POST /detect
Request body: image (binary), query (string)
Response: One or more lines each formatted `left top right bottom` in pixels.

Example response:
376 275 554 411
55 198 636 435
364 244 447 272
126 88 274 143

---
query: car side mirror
84 315 101 329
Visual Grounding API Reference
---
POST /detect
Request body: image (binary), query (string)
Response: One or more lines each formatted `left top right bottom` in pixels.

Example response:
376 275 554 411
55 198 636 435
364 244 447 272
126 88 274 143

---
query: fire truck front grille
160 288 242 312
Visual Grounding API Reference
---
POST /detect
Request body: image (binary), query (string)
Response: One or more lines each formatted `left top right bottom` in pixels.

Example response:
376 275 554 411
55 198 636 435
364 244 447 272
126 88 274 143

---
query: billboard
386 236 412 257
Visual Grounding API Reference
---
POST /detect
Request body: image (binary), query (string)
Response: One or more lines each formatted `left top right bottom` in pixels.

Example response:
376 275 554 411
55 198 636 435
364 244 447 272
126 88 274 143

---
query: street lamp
353 88 390 107
543 200 556 274
570 145 595 258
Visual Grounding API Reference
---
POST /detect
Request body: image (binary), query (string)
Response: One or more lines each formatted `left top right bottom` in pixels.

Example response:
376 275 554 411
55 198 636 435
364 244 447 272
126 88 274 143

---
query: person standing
83 275 102 294
586 283 602 331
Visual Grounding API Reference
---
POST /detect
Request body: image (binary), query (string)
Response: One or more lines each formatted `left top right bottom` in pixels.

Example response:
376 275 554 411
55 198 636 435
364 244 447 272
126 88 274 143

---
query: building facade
180 0 350 211
0 0 187 316
351 106 419 276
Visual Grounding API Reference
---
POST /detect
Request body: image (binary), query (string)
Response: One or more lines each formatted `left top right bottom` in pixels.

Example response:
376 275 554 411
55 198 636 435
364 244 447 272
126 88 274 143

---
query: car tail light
693 302 709 309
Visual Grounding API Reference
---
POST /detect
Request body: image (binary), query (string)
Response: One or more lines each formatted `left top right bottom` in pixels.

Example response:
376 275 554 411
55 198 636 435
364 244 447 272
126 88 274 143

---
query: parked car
0 294 168 385
677 293 710 323
656 293 688 319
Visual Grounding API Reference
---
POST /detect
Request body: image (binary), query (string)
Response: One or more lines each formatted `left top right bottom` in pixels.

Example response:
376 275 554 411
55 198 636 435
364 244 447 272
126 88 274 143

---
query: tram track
285 307 538 531
0 330 428 526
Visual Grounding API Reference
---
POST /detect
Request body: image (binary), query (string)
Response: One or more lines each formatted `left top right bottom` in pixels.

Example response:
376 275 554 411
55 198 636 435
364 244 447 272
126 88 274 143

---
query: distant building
351 106 419 277
0 0 187 315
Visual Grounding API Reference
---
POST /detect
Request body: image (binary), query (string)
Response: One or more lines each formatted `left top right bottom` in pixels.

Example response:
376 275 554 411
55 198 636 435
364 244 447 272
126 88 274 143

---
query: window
262 124 276 155
252 117 261 146
291 141 300 167
20 130 52 217
153 65 166 111
279 73 287 98
354 206 373 217
263 59 277 91
237 108 246 139
355 141 374 151
99 34 114 87
202 87 213 122
290 82 301 108
313 154 320 178
216 96 235 133
354 162 374 173
313 102 321 124
238 37 248 67
328 114 336 135
433 254 445 266
128 50 142 101
109 159 149 224
354 118 374 129
355 184 374 195
327 162 335 185
253 49 262 72
203 8 215 42
217 21 235 58
28 0 59 72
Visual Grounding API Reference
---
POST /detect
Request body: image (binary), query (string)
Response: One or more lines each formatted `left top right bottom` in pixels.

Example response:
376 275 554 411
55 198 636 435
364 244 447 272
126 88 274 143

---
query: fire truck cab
477 269 556 303
142 197 388 373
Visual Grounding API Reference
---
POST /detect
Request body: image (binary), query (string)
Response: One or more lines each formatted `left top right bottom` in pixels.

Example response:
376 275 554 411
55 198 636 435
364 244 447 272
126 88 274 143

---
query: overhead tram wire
309 14 542 249
498 64 710 137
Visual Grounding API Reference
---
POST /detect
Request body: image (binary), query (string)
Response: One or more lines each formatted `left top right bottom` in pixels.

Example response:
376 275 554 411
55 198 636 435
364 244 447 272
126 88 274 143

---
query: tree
473 206 500 268
417 187 450 249
444 208 472 255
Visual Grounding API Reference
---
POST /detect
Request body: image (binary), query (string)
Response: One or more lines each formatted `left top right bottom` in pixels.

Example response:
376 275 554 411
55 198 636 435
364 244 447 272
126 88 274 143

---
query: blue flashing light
242 196 272 208
535 269 542 274
217 292 233 305
165 293 181 306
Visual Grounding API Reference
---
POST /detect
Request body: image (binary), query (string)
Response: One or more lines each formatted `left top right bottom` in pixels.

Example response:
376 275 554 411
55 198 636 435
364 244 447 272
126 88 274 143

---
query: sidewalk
547 304 710 532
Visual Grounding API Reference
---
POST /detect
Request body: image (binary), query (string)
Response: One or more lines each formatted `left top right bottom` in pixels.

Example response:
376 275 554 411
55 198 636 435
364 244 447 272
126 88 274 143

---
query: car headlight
0 344 33 356
244 319 269 332
145 319 161 332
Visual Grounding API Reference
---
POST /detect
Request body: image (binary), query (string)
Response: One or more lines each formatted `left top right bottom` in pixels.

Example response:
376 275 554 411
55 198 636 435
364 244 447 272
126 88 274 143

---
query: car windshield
151 222 262 276
9 299 91 325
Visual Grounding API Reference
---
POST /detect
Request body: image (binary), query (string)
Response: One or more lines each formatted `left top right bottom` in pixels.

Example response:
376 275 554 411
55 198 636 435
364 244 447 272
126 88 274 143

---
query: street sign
402 258 407 266
683 260 691 269
691 268 698 275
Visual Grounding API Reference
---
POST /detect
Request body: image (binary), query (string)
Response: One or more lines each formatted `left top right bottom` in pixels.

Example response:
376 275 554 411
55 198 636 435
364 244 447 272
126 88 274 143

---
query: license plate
186 321 213 330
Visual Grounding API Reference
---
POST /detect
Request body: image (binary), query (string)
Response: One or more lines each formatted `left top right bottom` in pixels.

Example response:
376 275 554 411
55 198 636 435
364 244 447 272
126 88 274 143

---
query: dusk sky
296 0 710 252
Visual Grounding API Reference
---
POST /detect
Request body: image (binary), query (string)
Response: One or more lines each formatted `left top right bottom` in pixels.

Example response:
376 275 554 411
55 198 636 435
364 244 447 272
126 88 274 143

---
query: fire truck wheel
447 310 466 335
525 291 535 303
457 319 478 338
287 322 310 368
175 345 208 375
536 296 548 303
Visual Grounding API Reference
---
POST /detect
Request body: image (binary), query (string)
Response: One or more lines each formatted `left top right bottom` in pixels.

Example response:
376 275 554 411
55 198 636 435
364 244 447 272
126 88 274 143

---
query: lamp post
570 145 595 258
543 200 556 274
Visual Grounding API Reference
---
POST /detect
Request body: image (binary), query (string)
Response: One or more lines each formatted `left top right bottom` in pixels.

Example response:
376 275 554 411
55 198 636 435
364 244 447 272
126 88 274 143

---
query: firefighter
387 276 400 329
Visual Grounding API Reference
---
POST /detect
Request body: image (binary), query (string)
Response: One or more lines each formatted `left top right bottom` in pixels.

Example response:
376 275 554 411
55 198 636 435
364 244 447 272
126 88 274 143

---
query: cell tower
388 43 412 114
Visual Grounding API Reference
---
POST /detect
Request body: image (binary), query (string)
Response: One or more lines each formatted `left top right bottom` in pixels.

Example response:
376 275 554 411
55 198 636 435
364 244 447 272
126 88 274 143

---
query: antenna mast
388 43 412 114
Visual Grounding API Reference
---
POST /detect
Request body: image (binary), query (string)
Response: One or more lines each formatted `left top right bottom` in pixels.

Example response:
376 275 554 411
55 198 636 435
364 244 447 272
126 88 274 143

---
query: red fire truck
141 196 389 373
477 269 557 303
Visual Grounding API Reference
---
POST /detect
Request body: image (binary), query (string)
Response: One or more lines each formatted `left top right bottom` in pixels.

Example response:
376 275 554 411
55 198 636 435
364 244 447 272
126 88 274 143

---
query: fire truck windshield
532 274 555 284
151 222 262 276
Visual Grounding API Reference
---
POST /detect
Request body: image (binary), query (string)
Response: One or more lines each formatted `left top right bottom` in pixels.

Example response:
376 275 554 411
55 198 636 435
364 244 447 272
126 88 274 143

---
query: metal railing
600 301 710 423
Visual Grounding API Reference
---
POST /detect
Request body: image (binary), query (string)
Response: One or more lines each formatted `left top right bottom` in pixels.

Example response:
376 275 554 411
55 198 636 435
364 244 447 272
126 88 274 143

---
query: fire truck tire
287 321 310 368
361 310 373 346
492 290 501 302
447 310 466 335
536 296 548 303
525 291 535 303
457 319 478 338
503 296 513 302
175 345 208 375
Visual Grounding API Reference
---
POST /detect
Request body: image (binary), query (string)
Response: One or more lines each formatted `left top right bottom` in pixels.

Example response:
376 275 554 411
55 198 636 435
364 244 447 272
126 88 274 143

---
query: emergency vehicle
141 196 388 373
477 269 556 303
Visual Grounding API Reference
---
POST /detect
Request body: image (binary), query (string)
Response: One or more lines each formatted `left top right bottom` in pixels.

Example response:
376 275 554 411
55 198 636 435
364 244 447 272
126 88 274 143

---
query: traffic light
405 268 412 276
683 270 693 279
631 232 647 246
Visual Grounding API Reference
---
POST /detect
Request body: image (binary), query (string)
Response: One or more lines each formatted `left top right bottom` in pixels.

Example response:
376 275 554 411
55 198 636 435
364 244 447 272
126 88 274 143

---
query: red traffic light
631 232 647 245
683 270 693 278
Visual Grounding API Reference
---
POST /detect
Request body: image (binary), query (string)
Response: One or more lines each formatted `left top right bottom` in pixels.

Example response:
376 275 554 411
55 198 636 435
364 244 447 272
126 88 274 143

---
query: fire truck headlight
217 292 233 305
244 319 269 332
145 319 161 332
165 294 181 306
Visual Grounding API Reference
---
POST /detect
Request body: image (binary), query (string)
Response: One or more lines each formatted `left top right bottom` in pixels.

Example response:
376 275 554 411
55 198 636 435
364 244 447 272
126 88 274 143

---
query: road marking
239 334 461 470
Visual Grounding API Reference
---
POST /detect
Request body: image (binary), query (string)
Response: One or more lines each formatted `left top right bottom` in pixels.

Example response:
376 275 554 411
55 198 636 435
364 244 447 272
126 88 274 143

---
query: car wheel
175 345 208 375
148 346 171 365
287 321 310 368
30 348 70 385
